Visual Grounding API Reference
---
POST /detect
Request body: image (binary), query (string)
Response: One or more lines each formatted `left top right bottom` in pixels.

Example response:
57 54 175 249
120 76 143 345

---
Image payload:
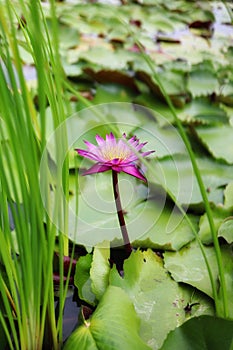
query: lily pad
131 200 198 251
67 170 198 251
187 69 218 97
134 93 175 125
148 155 233 207
177 98 228 124
196 125 233 164
164 241 233 317
78 47 134 70
92 83 137 104
64 285 151 350
136 70 186 99
161 315 233 350
110 249 214 350
134 122 187 159
68 171 148 248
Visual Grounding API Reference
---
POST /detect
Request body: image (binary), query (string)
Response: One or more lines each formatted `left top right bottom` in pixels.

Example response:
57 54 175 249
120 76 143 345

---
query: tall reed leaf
0 0 74 348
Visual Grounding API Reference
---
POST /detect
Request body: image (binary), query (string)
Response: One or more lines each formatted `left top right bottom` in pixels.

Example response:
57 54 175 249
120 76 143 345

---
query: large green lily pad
148 155 233 206
110 249 214 349
64 285 151 350
134 122 187 159
161 315 233 350
186 61 218 97
67 171 197 251
177 99 228 124
164 241 233 317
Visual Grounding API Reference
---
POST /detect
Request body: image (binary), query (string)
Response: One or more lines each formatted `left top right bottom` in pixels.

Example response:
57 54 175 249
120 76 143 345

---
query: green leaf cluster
73 246 215 349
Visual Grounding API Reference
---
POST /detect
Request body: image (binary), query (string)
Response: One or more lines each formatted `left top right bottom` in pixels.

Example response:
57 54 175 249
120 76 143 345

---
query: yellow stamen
101 145 131 161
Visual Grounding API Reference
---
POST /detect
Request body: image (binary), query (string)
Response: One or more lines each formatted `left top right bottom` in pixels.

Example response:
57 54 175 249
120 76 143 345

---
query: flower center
101 145 131 161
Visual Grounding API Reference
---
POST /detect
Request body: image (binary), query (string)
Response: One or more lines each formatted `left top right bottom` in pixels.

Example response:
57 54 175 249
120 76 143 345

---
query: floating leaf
188 69 218 97
64 286 151 350
177 99 228 124
68 171 197 251
189 7 215 24
148 155 233 207
78 47 134 70
196 125 233 164
136 70 186 98
131 200 198 251
161 315 233 350
85 69 139 92
92 83 137 104
134 122 187 158
68 171 150 248
110 250 214 350
164 241 233 317
134 93 175 125
67 152 233 250
62 61 83 77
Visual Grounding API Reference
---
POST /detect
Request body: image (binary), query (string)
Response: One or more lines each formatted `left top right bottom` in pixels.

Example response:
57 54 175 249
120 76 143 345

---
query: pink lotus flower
76 132 154 182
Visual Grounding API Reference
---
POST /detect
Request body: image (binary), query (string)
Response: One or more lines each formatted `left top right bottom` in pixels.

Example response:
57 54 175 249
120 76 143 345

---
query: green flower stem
112 170 132 257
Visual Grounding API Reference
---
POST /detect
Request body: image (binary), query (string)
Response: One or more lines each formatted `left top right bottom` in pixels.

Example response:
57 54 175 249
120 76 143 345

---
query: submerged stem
112 170 132 256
